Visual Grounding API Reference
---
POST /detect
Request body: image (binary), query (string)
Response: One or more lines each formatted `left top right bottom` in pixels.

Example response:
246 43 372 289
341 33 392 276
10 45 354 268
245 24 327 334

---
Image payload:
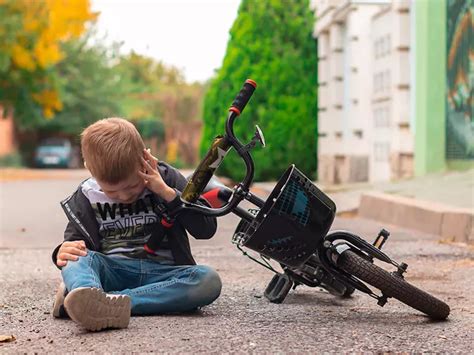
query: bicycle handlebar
229 79 257 116
176 79 259 217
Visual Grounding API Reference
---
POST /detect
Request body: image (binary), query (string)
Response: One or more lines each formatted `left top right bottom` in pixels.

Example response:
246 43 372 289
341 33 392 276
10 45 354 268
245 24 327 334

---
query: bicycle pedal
264 273 293 304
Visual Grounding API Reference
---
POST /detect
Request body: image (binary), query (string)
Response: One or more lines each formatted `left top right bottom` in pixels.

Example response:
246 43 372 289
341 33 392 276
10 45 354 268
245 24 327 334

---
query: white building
313 0 413 183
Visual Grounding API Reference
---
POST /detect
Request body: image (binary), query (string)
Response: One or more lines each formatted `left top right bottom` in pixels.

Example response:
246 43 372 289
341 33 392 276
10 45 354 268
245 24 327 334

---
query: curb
359 192 474 243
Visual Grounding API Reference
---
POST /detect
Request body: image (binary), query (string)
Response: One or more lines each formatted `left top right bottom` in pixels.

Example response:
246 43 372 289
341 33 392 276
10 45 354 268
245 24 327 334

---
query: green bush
201 0 317 181
0 151 23 167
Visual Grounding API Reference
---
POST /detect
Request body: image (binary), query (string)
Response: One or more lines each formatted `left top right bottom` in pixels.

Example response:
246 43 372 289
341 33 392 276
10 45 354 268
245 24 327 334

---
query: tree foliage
0 0 97 127
114 52 205 164
201 0 318 181
36 36 125 135
114 51 185 121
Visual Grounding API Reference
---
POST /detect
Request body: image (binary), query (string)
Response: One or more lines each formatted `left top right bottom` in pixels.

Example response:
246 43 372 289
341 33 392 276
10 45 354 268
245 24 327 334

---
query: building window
374 107 391 128
385 70 391 91
374 72 384 93
384 108 390 127
375 35 392 58
374 108 380 127
374 142 390 162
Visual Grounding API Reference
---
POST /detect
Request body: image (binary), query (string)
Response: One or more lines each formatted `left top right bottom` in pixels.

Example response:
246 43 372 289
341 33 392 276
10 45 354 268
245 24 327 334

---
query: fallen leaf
0 335 16 343
336 209 358 218
438 237 456 244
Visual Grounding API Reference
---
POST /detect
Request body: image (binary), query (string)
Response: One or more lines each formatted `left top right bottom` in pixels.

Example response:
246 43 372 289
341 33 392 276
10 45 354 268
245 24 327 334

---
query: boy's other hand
57 240 87 267
139 149 177 202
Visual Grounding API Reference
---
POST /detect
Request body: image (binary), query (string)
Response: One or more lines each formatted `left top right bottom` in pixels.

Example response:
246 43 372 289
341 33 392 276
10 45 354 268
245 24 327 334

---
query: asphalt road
1 173 473 352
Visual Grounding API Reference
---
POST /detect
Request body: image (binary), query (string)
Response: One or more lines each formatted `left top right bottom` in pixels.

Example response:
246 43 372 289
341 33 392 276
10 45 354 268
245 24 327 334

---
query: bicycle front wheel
338 250 450 320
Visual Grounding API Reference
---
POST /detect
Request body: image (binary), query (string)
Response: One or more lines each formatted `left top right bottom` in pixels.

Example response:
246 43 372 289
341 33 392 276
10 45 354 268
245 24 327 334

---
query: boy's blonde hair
81 117 145 183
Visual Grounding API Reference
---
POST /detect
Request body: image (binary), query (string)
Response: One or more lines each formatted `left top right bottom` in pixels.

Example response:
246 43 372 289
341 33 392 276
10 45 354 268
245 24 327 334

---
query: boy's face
97 172 146 204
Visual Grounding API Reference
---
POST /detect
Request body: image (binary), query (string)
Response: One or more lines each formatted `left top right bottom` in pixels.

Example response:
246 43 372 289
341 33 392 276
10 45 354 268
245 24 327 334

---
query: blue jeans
61 250 222 315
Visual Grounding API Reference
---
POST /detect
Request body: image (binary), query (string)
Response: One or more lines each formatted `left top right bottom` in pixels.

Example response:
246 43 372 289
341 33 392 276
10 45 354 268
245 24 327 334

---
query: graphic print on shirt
82 178 174 263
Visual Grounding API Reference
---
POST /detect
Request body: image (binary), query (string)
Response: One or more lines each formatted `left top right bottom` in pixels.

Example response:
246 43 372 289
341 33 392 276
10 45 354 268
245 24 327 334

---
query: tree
36 35 126 135
115 52 206 166
0 0 97 128
201 0 318 181
113 51 186 122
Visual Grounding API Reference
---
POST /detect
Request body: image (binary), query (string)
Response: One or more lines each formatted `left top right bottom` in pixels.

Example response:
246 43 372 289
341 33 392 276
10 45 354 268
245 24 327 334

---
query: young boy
51 117 221 331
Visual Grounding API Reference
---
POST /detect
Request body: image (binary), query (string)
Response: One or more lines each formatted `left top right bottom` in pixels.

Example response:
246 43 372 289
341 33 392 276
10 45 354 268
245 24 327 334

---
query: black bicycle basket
238 165 336 268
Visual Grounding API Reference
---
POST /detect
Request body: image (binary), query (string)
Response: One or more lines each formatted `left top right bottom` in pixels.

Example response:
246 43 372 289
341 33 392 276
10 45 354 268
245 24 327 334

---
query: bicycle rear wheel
338 250 450 320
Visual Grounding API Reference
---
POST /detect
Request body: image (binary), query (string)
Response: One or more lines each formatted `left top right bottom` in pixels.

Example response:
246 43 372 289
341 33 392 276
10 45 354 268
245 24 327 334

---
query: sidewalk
0 168 90 182
253 169 474 243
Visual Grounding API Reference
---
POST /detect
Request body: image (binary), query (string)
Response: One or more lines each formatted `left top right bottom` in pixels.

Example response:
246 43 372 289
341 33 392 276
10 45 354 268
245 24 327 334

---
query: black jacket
51 162 217 268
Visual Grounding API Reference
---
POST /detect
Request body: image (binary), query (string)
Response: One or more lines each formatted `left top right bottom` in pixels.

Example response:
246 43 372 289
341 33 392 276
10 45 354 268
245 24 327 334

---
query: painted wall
446 0 473 162
414 0 447 176
0 107 16 157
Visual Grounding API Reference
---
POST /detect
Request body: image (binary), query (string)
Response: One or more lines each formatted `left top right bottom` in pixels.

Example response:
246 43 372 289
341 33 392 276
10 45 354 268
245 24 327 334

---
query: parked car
34 138 80 168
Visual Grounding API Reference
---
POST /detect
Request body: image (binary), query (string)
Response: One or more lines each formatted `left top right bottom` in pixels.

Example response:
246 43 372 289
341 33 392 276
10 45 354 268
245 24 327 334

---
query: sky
91 0 241 83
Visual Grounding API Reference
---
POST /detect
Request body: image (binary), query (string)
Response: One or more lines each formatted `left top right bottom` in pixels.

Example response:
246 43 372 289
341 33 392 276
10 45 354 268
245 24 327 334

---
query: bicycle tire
338 250 450 320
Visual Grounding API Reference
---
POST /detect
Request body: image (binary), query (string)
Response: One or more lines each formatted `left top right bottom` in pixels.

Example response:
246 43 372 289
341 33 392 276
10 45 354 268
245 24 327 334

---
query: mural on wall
446 0 473 159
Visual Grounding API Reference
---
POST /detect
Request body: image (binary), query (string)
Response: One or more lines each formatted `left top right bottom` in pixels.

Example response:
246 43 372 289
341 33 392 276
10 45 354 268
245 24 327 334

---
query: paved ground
1 171 473 352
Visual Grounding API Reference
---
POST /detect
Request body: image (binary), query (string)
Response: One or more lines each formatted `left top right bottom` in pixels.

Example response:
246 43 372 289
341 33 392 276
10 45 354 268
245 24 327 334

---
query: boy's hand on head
56 240 87 267
139 149 177 202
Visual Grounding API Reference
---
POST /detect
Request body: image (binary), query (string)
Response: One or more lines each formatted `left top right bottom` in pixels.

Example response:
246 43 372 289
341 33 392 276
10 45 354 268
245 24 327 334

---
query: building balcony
393 0 410 13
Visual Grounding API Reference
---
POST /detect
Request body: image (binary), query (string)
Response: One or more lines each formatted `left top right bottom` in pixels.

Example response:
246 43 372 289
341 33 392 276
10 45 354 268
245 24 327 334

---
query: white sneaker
64 287 131 331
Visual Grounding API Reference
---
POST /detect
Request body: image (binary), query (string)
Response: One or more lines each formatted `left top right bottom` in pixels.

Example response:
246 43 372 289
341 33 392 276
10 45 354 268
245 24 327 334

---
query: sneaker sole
64 288 131 331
